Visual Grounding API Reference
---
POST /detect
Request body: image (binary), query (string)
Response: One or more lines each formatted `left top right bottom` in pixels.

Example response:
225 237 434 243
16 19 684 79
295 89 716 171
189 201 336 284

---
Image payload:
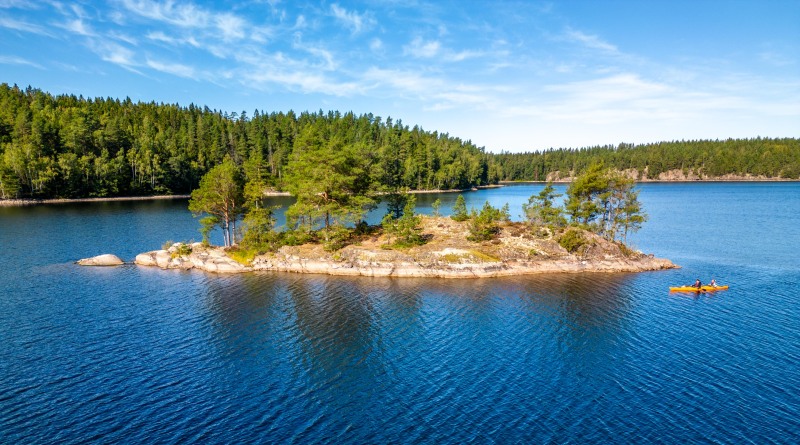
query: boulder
76 254 124 266
135 252 157 266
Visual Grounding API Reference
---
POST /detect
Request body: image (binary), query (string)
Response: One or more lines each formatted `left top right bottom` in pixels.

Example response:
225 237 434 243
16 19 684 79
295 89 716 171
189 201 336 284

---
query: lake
1 183 798 444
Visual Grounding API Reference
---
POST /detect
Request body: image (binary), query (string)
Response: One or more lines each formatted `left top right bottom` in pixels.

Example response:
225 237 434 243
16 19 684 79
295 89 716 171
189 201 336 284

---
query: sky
1 0 798 153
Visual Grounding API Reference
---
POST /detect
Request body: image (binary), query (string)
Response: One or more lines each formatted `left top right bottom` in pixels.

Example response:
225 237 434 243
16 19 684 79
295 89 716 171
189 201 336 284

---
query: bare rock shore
134 218 678 278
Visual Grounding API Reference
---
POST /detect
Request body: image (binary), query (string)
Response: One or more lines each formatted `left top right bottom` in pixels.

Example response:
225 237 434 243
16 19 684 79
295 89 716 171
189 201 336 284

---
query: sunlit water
1 183 798 443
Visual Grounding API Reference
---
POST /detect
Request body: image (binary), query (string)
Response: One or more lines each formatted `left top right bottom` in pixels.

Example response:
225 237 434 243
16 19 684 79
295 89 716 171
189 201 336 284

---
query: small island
135 216 676 278
133 162 677 278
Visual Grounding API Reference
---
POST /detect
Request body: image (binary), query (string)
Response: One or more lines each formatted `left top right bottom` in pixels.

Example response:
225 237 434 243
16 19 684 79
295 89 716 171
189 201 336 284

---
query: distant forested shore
0 83 498 200
494 138 800 181
1 83 798 200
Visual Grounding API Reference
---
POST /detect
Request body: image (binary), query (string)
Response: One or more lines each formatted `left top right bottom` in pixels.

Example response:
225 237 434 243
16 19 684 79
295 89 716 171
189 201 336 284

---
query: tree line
2 84 797 201
0 83 498 200
190 154 644 260
494 138 800 181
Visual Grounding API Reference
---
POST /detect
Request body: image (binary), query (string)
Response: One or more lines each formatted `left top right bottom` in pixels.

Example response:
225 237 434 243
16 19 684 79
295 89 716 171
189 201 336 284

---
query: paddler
693 278 702 289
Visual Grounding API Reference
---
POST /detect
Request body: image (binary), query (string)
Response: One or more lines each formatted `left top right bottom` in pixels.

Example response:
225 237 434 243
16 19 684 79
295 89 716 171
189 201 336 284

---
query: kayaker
709 279 718 287
693 278 702 289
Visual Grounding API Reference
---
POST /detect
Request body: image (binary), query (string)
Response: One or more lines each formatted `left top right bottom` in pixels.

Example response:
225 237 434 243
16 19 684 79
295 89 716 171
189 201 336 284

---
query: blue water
1 183 799 444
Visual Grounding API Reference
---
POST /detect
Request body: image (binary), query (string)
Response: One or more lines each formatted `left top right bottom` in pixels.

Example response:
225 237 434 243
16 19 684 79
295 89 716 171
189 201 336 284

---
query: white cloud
0 54 44 68
108 31 137 45
243 68 360 96
0 15 52 35
0 0 38 7
563 28 619 54
90 40 138 69
121 0 209 27
360 67 498 111
215 13 246 41
404 37 440 58
369 38 383 52
146 58 196 78
330 3 373 34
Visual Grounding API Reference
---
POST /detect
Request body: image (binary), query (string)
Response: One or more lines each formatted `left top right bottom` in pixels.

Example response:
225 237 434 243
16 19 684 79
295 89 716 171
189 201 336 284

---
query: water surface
1 183 798 443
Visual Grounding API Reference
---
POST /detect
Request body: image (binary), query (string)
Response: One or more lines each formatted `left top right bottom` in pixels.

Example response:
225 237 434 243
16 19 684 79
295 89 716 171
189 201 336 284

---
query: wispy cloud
500 73 751 125
146 30 199 47
0 0 38 7
759 50 795 67
243 68 361 97
146 58 196 78
0 15 52 36
215 13 246 41
121 0 250 42
0 54 44 68
330 3 373 34
360 67 498 111
60 18 94 36
563 27 619 54
404 37 440 58
403 36 486 62
89 40 140 72
121 0 209 27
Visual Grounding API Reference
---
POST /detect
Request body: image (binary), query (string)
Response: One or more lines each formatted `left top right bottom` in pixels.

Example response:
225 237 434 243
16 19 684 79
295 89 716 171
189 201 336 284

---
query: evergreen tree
431 198 442 217
523 182 566 227
451 194 469 221
283 128 375 240
188 159 244 247
382 194 425 247
467 201 503 242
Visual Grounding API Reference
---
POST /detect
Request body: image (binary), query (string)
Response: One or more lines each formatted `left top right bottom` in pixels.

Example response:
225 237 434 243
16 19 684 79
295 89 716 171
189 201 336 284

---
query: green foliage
227 246 258 266
170 243 192 259
382 194 426 248
563 163 646 242
384 191 408 220
559 228 587 254
322 225 352 252
467 201 503 242
451 194 469 221
188 159 244 247
565 162 609 228
431 198 442 217
280 229 315 247
523 182 566 228
0 83 498 200
500 203 511 221
494 138 800 181
198 216 219 246
283 127 376 240
240 206 281 253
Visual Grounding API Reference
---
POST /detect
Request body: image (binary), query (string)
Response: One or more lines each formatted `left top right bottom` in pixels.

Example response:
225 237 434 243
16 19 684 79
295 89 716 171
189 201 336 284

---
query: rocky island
133 216 676 278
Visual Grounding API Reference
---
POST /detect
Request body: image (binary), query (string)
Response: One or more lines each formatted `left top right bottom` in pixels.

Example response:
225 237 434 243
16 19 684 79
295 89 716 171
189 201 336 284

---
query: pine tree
451 194 469 221
188 159 244 247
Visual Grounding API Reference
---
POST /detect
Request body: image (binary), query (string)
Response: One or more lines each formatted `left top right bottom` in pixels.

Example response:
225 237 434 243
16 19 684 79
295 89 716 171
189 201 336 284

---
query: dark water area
1 183 798 444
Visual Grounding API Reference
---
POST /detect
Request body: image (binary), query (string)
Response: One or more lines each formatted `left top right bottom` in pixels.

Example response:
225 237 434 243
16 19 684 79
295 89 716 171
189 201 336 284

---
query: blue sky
1 0 798 152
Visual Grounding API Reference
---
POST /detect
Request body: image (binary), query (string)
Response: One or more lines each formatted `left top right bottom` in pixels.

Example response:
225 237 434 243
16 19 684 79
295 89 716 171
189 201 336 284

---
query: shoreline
129 217 678 278
5 177 793 207
0 195 191 207
501 178 799 184
132 244 678 278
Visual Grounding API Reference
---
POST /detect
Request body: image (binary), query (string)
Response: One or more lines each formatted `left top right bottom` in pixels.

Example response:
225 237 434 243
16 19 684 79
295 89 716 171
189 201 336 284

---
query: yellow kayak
669 285 729 292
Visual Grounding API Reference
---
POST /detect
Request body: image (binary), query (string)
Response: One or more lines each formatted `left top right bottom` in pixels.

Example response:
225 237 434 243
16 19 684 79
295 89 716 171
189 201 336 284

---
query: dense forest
1 83 798 200
494 138 800 181
0 83 498 199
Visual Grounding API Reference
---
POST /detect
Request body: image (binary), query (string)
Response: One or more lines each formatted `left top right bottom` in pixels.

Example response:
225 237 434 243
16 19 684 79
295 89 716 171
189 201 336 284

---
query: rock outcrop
133 218 678 278
76 254 125 266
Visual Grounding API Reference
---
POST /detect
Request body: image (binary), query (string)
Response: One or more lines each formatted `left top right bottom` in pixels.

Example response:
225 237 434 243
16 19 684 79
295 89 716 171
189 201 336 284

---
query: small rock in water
76 254 124 266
